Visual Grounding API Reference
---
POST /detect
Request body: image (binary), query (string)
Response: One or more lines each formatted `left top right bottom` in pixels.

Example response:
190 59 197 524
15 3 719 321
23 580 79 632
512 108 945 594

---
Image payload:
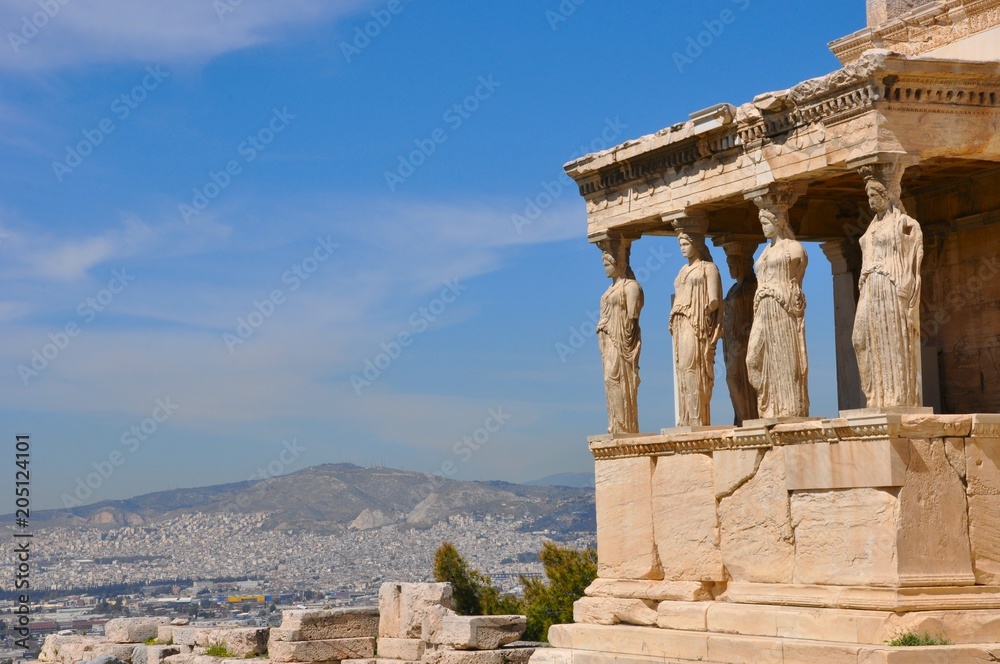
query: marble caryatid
596 237 644 434
669 230 722 426
747 190 810 418
721 240 759 425
853 162 924 408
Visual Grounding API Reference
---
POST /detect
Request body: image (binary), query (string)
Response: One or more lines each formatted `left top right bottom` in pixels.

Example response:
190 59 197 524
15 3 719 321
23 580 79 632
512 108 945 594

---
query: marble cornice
589 414 999 460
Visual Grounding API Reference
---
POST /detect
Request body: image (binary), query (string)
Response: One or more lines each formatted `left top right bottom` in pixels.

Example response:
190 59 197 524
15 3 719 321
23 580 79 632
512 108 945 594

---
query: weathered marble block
651 453 723 582
274 606 378 640
593 454 659 579
105 618 171 644
268 636 375 662
422 612 525 650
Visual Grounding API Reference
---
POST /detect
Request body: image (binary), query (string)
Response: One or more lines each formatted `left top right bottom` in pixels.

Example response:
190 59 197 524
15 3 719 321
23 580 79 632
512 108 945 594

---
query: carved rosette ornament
720 239 761 425
668 214 723 427
853 161 924 408
596 237 644 434
746 186 810 418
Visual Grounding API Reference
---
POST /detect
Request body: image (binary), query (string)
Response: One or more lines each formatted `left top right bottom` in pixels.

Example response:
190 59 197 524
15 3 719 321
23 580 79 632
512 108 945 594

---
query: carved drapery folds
597 237 644 434
852 159 924 408
720 239 761 425
746 186 810 418
667 213 723 427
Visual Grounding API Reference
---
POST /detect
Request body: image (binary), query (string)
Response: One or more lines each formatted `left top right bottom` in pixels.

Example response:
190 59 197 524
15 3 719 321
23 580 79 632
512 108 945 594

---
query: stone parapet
540 413 1000 664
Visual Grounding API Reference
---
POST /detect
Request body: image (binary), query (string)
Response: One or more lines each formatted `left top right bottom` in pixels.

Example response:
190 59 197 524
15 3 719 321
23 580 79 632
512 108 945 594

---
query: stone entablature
565 52 1000 242
833 0 1000 65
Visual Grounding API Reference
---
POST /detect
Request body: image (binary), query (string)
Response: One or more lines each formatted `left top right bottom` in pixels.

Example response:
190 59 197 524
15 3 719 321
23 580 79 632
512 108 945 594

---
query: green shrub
433 540 597 642
887 632 952 646
205 643 236 657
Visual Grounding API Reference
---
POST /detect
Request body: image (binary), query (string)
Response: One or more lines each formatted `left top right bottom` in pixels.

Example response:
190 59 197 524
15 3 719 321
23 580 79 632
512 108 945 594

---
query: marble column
744 184 810 419
819 239 864 411
849 156 924 409
595 235 644 434
663 211 722 427
718 238 761 425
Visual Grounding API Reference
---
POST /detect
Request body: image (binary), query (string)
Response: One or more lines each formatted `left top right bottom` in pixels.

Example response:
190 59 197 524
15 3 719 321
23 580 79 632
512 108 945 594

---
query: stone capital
745 183 803 213
714 235 761 260
662 210 709 235
590 230 641 245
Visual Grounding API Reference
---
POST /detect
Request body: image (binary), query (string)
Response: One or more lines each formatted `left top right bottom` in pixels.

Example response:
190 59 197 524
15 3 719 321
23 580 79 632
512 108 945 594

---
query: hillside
9 463 595 536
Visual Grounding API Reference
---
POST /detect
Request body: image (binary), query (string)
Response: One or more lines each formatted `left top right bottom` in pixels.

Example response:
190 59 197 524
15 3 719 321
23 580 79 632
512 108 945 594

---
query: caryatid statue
721 239 760 425
669 222 723 427
746 188 810 418
596 237 644 434
853 162 924 408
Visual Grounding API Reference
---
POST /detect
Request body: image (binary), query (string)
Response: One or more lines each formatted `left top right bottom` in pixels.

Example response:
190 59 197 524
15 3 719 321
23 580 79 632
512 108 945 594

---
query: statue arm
706 265 723 345
624 280 643 322
901 214 924 309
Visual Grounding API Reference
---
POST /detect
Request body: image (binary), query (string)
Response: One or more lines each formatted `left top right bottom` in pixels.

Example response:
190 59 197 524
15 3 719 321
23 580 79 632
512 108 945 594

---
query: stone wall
38 585 533 664
591 414 1000 598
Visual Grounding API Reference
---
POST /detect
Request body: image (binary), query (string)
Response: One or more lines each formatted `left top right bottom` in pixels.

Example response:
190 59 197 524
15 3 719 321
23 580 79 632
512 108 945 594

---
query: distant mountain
523 472 595 488
4 463 595 536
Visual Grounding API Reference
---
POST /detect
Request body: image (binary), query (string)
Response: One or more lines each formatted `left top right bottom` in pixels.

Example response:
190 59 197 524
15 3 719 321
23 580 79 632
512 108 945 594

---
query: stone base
534 622 1000 664
571 413 1000 663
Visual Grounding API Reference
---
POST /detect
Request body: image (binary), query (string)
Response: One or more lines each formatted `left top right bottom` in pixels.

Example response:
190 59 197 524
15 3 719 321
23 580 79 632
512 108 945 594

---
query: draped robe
853 208 923 407
747 241 809 418
598 278 643 433
670 260 722 426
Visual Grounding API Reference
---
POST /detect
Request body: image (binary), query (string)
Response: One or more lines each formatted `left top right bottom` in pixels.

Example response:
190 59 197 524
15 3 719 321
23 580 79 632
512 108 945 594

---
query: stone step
547 623 1000 663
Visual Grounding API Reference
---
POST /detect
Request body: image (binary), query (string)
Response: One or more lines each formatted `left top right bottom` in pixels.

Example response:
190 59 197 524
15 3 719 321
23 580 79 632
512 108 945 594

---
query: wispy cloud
0 0 376 72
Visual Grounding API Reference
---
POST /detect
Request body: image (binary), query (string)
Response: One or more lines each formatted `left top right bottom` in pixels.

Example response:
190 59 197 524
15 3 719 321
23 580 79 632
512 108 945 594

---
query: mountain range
7 463 596 535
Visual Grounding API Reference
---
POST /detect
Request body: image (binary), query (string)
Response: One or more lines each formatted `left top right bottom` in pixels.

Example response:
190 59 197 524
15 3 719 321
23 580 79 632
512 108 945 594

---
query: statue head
860 163 904 215
726 253 753 281
598 238 635 280
864 178 892 215
757 206 795 241
677 232 712 262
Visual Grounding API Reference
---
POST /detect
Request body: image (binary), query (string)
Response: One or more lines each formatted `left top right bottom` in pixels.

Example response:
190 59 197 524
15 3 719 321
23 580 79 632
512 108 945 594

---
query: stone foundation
539 413 1000 663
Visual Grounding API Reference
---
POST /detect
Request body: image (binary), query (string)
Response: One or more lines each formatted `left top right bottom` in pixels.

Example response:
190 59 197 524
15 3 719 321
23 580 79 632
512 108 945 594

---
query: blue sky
0 0 861 509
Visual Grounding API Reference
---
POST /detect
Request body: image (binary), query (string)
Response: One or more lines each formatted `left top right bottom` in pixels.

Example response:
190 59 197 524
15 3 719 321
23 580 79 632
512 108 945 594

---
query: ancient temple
535 1 1000 662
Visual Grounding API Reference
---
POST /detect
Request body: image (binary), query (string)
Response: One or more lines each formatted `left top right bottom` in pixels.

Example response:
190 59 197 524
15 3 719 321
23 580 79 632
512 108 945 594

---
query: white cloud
0 0 376 72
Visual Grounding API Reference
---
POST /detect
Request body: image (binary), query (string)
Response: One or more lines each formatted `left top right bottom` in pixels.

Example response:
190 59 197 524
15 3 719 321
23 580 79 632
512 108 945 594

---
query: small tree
433 540 596 642
433 542 509 615
519 542 597 641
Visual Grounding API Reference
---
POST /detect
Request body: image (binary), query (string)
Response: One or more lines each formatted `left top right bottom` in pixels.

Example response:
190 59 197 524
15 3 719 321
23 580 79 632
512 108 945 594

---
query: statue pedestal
537 413 1000 663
